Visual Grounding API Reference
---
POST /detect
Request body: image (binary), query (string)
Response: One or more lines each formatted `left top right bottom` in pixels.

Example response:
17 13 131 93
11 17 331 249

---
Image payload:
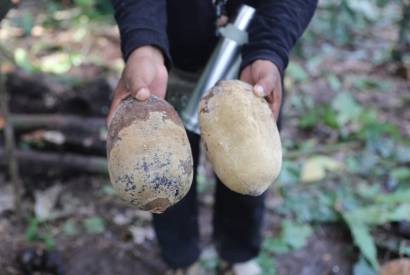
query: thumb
253 76 274 98
124 75 152 101
134 87 151 101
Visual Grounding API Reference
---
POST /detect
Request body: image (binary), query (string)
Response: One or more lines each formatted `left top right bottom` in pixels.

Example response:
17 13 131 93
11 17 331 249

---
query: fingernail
254 85 265 97
135 88 150 100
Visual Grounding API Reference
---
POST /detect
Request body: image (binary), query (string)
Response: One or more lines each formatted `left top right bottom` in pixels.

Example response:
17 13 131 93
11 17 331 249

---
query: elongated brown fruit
107 96 193 213
199 80 282 196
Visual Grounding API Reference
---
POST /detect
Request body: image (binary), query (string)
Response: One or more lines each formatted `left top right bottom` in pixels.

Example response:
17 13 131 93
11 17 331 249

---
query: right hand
107 46 168 126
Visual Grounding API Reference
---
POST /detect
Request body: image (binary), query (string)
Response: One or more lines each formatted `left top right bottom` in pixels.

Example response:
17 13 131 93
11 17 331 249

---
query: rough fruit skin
199 80 282 196
107 96 193 213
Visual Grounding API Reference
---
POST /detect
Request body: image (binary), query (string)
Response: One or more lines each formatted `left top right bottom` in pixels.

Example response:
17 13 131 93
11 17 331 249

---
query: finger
253 84 265 97
240 65 253 84
149 66 168 99
135 87 151 101
269 80 282 121
253 75 274 98
107 79 130 127
124 62 155 101
125 76 151 101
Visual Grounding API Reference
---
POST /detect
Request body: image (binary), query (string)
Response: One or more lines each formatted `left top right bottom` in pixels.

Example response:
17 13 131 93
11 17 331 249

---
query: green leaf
298 109 319 129
342 204 410 270
281 220 313 250
277 160 300 185
395 145 410 163
327 74 341 91
343 214 378 269
262 238 290 254
257 252 277 275
287 62 308 82
352 76 392 92
63 220 78 236
322 106 339 129
345 204 410 225
83 216 105 234
353 256 376 275
74 0 96 8
331 92 362 126
391 167 410 181
346 0 379 21
25 217 40 241
39 53 74 74
14 48 35 72
374 190 410 204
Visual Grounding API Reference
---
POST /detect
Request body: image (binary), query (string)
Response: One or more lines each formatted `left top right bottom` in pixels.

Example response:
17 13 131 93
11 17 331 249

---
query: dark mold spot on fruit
116 175 136 193
151 176 177 190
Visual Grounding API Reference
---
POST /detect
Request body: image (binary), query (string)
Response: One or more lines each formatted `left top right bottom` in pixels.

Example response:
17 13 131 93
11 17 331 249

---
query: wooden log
0 114 107 155
20 129 107 156
5 114 106 132
0 147 108 175
6 70 112 116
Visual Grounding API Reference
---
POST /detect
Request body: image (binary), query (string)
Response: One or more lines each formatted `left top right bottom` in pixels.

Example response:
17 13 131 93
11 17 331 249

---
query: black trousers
152 131 266 269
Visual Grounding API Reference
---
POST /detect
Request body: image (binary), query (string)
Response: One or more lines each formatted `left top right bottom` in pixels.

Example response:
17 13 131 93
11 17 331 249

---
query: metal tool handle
181 5 255 134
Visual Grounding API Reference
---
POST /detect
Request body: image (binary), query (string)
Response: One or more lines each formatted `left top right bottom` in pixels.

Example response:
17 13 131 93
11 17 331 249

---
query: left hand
240 60 282 120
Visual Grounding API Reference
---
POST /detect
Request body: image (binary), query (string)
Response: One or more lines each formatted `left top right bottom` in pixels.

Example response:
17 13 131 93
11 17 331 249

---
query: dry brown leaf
0 115 5 129
379 259 410 275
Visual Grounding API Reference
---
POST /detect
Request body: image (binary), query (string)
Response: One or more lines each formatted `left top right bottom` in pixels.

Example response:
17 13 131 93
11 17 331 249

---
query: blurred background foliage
0 0 409 274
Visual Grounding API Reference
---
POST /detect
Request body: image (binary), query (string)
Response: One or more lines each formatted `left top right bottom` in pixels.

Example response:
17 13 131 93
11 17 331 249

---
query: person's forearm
242 0 318 75
111 0 171 66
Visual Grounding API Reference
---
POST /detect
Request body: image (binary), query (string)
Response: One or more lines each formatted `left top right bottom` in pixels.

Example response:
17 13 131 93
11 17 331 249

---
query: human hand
107 46 168 126
240 60 282 120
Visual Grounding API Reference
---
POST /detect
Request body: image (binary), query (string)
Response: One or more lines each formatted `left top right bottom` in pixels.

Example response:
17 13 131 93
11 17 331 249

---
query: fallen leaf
0 185 14 214
301 155 343 182
34 185 63 221
129 226 155 245
22 130 65 145
0 115 5 129
83 216 105 234
379 259 410 275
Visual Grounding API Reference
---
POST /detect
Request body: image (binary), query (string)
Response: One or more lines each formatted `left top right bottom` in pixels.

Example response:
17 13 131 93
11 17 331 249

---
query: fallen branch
20 129 107 156
0 148 108 175
5 114 106 132
0 70 22 219
6 70 112 116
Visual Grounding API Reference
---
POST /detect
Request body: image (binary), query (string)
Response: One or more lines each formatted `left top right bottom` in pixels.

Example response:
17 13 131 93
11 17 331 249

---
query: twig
0 71 23 220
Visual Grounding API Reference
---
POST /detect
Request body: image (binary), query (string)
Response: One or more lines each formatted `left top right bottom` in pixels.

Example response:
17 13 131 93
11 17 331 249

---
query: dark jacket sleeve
241 0 318 76
111 0 171 67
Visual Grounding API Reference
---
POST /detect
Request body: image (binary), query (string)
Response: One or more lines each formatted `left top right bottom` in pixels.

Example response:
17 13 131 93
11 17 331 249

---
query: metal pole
181 5 255 134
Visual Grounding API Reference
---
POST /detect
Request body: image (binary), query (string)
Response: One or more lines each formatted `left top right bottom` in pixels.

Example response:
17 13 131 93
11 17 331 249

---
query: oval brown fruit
199 80 282 196
107 96 193 213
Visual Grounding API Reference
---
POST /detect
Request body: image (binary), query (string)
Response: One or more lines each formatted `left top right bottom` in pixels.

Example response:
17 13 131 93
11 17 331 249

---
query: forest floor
0 1 409 275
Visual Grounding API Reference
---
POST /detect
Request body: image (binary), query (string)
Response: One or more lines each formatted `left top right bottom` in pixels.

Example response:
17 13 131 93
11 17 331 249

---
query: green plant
25 217 55 250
